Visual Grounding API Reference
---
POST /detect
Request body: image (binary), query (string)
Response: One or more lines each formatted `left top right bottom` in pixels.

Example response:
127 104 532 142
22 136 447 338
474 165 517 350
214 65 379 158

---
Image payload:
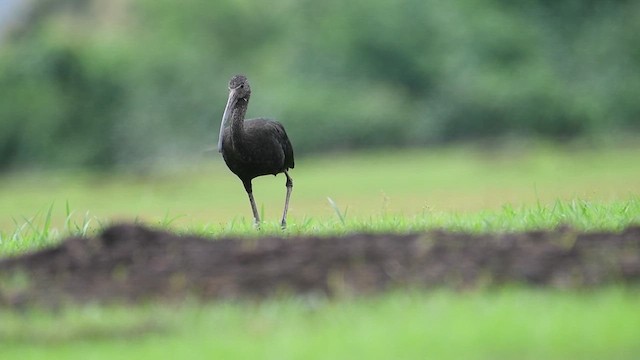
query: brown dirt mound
1 224 640 307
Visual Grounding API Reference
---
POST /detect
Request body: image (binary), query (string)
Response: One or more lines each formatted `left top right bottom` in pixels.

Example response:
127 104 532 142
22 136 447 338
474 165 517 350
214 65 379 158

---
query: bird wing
244 118 295 171
270 121 295 169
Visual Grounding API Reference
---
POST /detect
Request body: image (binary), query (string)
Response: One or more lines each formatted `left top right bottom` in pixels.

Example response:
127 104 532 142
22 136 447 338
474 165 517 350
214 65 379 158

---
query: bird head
218 74 251 153
228 74 251 98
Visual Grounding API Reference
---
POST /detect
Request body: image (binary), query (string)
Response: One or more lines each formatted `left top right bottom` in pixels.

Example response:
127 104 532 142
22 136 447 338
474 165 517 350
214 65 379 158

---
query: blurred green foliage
1 0 639 169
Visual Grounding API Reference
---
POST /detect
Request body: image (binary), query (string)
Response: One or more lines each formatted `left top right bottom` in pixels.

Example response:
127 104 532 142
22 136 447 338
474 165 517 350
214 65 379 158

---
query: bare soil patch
1 224 639 307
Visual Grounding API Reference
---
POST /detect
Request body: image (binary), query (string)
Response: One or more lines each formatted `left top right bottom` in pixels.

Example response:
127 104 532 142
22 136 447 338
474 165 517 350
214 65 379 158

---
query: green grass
1 288 639 359
1 144 640 358
2 144 640 255
2 143 640 229
2 197 639 257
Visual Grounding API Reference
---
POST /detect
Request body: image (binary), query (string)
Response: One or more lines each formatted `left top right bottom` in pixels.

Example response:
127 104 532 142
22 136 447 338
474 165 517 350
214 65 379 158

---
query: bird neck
230 97 249 149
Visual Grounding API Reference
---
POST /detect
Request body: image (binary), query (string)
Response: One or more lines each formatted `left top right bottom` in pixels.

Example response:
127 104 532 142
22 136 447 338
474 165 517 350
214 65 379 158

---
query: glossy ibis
217 74 295 228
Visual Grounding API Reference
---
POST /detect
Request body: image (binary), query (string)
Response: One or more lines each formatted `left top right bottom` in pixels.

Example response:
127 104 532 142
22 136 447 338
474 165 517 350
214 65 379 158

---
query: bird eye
240 84 244 88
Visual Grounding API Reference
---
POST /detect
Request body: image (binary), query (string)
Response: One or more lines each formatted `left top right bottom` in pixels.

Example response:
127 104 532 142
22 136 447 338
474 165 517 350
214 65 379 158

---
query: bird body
217 75 294 228
221 118 294 180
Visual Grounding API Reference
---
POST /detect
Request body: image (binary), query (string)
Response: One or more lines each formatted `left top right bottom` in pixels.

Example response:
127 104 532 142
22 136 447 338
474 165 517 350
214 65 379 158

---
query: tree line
1 0 638 169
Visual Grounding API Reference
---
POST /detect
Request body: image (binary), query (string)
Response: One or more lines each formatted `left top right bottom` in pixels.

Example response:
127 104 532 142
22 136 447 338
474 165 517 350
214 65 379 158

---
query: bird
217 74 295 229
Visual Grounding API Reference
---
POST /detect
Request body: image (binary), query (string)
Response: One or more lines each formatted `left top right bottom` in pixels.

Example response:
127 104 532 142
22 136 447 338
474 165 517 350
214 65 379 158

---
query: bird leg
248 192 261 228
280 171 293 229
243 180 261 228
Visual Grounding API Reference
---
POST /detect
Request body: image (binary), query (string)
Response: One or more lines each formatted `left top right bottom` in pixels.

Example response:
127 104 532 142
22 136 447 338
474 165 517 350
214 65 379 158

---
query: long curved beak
218 88 237 153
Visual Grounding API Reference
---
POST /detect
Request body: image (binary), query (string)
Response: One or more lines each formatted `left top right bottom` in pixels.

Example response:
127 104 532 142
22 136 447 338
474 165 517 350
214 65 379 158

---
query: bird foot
280 219 287 230
253 219 261 230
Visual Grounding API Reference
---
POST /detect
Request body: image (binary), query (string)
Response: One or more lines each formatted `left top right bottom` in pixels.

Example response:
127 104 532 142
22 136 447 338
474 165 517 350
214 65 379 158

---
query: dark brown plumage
217 74 295 228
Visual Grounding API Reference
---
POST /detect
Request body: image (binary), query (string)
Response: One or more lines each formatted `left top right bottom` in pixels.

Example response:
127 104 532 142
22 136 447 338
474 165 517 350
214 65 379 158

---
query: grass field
2 289 639 360
2 143 640 245
1 144 640 359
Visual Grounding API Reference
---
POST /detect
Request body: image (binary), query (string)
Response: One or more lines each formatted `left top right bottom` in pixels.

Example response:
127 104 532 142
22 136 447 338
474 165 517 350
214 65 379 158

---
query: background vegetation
1 0 639 169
